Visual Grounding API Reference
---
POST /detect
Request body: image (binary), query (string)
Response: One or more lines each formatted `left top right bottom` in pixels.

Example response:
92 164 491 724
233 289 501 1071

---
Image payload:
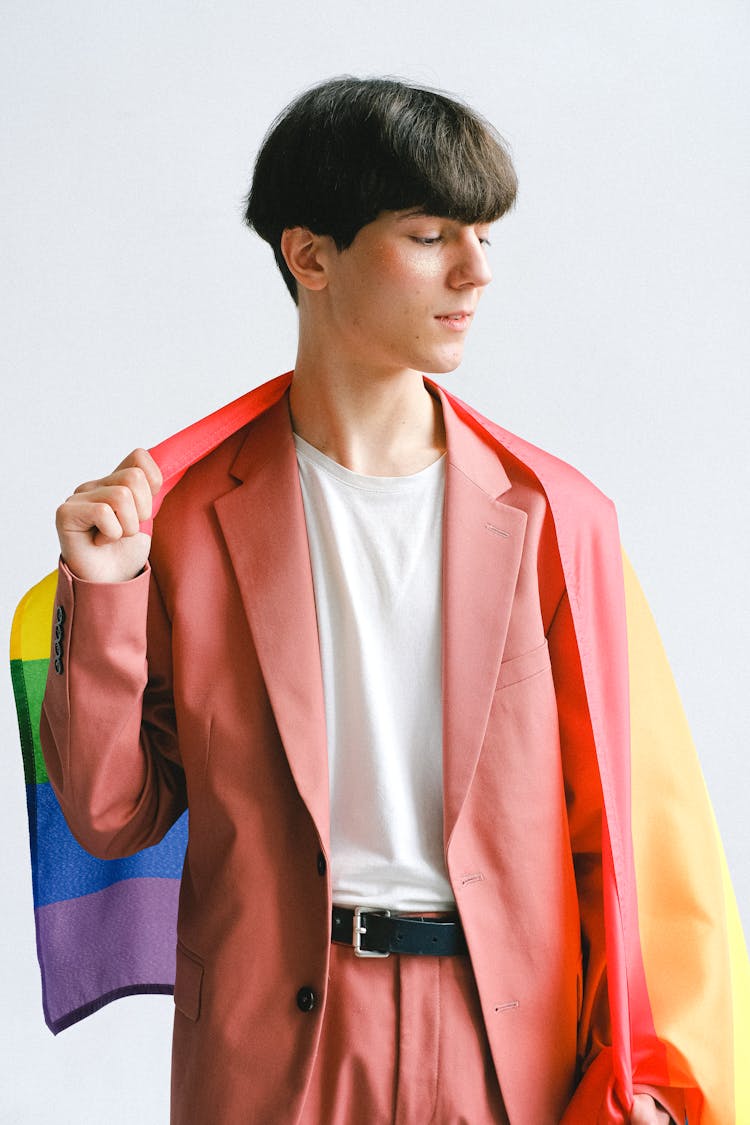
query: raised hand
55 449 163 583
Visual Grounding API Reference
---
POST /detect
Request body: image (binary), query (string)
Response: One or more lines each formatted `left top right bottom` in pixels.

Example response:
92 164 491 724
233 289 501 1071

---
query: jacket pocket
496 639 551 690
174 941 204 1022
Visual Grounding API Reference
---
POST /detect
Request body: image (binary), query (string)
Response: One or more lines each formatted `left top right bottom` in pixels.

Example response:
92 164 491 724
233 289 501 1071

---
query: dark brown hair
245 76 518 302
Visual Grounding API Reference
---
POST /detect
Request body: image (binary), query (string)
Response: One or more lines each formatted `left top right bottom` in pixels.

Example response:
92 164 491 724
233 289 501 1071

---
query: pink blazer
39 387 652 1122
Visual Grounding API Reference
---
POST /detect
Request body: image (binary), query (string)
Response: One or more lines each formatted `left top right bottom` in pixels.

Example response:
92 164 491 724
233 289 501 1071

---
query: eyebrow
394 209 493 228
395 208 433 221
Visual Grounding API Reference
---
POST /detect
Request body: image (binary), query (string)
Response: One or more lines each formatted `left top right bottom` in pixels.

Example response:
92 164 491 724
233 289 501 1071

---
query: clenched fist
56 449 163 584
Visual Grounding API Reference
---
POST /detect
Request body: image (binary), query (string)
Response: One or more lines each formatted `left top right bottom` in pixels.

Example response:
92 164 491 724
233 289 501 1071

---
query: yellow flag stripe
10 571 57 662
624 551 750 1122
716 805 750 1122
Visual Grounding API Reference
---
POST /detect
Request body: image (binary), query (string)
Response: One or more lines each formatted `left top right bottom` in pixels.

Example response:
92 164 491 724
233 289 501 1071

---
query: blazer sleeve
548 589 687 1125
39 558 187 860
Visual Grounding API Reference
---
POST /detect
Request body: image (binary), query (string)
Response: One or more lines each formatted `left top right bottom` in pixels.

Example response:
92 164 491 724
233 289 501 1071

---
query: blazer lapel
434 387 528 849
213 395 330 851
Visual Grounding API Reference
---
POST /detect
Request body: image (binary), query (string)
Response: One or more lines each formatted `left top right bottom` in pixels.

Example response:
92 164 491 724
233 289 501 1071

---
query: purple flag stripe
36 877 180 1033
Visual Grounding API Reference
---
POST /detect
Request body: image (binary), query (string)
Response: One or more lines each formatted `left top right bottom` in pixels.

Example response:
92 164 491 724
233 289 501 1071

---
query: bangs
360 93 517 231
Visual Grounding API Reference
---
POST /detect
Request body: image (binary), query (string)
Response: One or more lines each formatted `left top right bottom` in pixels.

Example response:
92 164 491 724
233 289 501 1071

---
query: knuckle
57 495 80 520
124 448 149 474
132 447 162 489
94 503 121 535
111 484 134 506
120 466 145 489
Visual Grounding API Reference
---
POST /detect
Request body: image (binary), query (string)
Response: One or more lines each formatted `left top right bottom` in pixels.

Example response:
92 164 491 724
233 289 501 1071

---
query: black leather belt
331 905 468 958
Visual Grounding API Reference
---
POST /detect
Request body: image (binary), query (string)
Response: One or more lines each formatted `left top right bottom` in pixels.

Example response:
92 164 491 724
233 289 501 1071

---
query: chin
421 355 464 376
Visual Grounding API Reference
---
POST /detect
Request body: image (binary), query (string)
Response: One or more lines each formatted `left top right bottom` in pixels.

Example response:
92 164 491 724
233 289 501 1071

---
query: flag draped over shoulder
10 372 749 1120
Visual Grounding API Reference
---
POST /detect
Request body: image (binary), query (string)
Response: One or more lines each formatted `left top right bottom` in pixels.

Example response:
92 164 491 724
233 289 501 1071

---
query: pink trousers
299 941 510 1124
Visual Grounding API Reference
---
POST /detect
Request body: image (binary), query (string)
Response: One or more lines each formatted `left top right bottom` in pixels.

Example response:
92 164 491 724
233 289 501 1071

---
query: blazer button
316 851 327 877
296 986 316 1013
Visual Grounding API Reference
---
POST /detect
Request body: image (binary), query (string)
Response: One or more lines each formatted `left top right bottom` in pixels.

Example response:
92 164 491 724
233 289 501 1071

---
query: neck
289 355 446 477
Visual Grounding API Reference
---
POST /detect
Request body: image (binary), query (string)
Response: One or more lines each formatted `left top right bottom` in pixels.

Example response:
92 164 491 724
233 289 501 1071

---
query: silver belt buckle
353 906 391 958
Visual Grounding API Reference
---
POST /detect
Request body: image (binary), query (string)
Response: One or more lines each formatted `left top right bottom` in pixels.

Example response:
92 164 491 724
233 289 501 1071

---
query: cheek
339 247 436 330
377 243 436 287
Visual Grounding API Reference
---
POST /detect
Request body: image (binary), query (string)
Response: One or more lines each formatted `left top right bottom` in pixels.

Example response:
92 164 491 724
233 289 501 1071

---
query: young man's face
316 209 493 377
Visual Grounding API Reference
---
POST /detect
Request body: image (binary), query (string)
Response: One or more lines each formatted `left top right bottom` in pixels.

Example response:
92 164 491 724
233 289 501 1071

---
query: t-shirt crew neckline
293 433 446 492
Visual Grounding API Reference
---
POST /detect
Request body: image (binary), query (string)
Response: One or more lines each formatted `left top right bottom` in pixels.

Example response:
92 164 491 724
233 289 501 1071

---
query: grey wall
2 2 747 1120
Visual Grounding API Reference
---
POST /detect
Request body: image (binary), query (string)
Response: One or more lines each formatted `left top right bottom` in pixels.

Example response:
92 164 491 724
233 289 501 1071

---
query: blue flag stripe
29 782 187 906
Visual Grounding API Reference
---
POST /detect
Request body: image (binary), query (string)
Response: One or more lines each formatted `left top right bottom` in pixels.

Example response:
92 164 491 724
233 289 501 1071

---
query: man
41 77 702 1122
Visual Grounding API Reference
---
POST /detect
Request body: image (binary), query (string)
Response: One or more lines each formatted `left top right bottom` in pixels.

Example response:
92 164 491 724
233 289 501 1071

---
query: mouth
435 312 473 331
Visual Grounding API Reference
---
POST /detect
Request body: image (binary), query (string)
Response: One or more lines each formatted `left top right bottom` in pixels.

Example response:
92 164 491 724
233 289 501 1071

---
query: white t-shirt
295 434 455 911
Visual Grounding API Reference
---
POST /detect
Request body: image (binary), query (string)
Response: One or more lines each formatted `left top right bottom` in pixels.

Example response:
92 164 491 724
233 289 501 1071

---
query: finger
57 498 130 543
98 484 143 536
114 448 163 495
106 466 156 523
74 469 150 519
74 449 163 501
74 478 110 495
58 486 142 539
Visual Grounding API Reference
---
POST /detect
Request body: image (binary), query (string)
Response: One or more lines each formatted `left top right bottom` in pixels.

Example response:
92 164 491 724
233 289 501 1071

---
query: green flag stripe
10 658 50 786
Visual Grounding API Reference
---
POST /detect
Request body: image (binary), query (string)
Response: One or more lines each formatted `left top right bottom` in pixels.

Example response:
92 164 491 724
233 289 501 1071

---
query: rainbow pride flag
11 570 186 1032
11 373 749 1120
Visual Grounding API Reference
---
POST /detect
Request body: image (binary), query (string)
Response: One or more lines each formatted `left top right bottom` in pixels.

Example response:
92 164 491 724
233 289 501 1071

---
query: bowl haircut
245 76 518 303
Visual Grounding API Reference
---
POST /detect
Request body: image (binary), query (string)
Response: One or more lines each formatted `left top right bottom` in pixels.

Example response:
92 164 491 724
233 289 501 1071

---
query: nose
449 229 493 290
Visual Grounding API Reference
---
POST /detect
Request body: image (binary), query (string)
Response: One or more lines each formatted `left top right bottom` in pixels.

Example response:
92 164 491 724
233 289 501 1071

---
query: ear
280 227 332 293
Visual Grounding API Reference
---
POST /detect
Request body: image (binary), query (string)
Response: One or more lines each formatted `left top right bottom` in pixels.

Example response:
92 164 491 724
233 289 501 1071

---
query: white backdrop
1 2 748 1121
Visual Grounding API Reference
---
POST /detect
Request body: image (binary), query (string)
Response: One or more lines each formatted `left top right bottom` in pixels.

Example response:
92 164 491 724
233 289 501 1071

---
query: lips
435 312 473 330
